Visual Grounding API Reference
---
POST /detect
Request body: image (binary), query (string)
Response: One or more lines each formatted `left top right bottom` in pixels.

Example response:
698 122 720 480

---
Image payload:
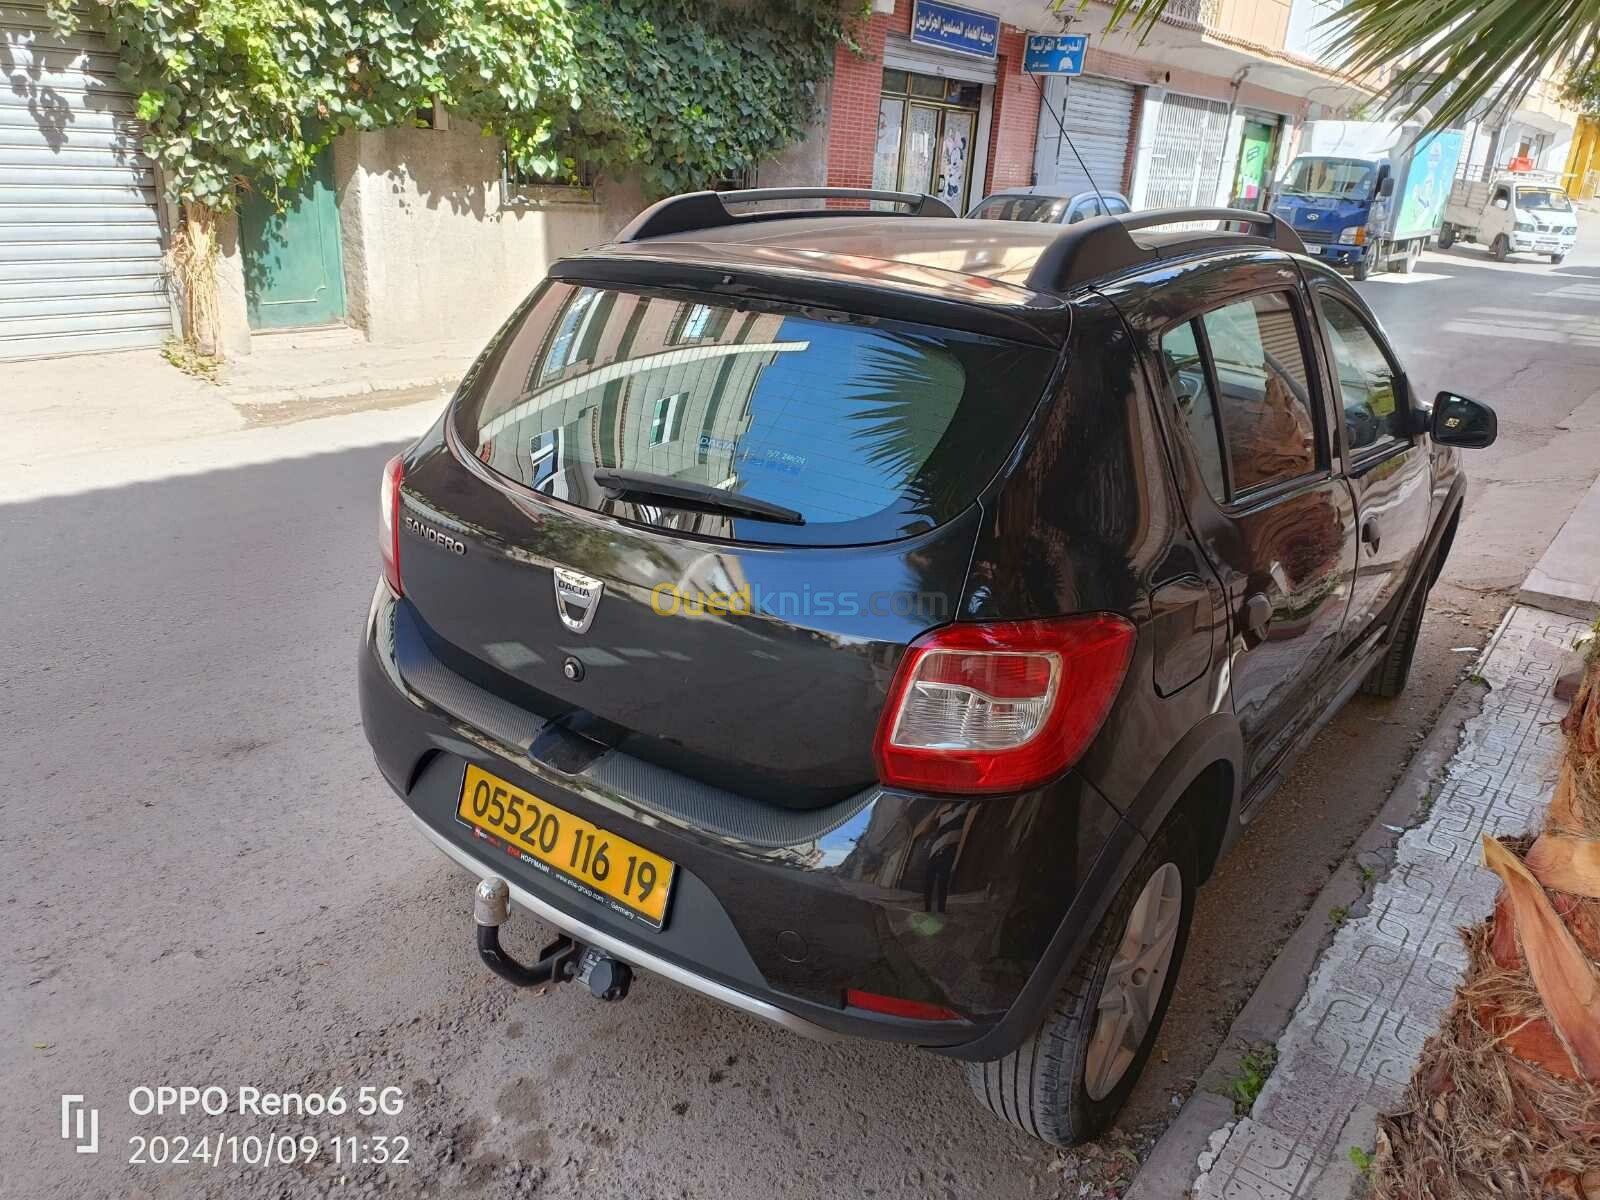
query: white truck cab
1440 172 1580 264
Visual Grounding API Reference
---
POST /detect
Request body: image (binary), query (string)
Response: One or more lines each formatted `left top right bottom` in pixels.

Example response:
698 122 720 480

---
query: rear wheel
966 820 1195 1146
1361 566 1429 698
1438 223 1456 249
1491 234 1510 262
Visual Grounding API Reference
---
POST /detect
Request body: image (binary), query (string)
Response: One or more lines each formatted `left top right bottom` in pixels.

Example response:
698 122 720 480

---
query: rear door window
453 283 1058 546
1157 292 1322 503
1200 293 1317 494
1066 197 1101 224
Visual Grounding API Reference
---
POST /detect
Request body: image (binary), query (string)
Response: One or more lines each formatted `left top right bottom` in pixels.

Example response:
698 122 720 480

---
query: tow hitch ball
473 877 633 1002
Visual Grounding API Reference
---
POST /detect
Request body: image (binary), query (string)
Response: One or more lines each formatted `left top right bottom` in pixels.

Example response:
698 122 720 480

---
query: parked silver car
968 187 1132 224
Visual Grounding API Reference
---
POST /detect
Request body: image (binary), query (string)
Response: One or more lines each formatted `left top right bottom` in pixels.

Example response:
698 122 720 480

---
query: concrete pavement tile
1168 604 1590 1200
1195 1118 1314 1199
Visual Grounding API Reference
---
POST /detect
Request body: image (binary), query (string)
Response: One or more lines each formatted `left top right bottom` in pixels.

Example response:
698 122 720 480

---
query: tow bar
472 877 633 1001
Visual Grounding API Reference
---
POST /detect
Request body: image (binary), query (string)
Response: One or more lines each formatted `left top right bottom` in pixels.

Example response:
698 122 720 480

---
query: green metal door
238 149 346 329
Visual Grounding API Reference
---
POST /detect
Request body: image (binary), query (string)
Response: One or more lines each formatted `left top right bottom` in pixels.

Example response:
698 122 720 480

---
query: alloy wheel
1084 862 1184 1101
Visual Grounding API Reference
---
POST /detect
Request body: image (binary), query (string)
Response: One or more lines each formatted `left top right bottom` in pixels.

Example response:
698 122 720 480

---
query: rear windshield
451 282 1056 546
971 194 1070 222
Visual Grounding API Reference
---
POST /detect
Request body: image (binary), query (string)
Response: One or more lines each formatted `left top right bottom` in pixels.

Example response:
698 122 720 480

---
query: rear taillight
873 614 1136 795
380 453 404 595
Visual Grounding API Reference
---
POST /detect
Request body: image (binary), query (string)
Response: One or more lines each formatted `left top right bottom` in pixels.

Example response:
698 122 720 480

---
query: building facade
6 0 1582 364
813 0 1375 218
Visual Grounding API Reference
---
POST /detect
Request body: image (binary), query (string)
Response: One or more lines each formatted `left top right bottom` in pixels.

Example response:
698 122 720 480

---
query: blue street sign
1024 33 1088 75
910 0 1000 59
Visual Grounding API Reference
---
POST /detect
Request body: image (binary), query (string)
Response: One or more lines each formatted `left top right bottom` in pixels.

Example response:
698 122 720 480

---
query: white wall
334 124 611 345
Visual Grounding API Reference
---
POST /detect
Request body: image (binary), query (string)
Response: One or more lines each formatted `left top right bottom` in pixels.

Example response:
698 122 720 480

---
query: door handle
1361 519 1381 552
1242 593 1272 644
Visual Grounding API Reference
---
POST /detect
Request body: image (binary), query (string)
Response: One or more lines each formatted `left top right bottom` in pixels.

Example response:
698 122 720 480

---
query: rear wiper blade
591 468 806 526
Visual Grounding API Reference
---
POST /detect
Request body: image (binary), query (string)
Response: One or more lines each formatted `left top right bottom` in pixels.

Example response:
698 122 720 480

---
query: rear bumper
409 811 842 1040
359 583 1140 1055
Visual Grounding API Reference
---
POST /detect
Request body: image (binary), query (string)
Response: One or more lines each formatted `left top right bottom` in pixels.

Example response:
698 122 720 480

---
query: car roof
555 216 1074 347
603 216 1064 295
554 193 1307 344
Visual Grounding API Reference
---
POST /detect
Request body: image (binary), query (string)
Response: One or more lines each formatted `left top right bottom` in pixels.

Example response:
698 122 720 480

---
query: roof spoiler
617 187 957 242
1025 208 1309 294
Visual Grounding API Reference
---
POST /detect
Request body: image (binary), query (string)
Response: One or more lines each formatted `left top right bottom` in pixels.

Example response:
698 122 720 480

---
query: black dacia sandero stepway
359 187 1499 1146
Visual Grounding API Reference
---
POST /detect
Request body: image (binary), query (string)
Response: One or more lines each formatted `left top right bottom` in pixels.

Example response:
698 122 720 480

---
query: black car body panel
360 582 1137 1045
360 201 1473 1061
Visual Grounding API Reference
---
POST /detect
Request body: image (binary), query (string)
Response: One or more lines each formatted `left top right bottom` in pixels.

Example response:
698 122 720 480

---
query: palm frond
1071 0 1600 137
1330 0 1600 134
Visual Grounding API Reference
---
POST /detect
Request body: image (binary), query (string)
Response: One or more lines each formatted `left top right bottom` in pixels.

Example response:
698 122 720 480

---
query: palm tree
1093 0 1600 134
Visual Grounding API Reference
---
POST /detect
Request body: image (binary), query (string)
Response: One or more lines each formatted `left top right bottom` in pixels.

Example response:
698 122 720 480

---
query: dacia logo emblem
553 567 604 633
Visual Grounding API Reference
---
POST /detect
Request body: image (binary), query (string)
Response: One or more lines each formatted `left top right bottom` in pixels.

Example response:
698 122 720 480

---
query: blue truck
1270 121 1466 280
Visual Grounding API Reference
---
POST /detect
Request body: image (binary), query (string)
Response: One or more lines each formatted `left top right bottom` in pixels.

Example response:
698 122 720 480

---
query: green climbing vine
47 0 861 210
48 0 578 212
565 0 863 197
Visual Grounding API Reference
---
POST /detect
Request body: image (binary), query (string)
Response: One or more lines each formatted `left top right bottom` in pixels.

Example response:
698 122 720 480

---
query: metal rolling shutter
1141 93 1231 213
1 4 171 360
1034 75 1136 198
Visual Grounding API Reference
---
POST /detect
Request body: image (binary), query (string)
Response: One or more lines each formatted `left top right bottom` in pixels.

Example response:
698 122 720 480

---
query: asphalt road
4 234 1600 1200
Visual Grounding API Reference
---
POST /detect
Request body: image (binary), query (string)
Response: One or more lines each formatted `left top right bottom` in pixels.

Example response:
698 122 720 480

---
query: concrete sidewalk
2 328 478 482
1520 455 1600 620
1130 604 1591 1200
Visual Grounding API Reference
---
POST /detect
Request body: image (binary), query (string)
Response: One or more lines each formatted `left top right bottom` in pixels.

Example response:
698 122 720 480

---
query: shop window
872 69 983 213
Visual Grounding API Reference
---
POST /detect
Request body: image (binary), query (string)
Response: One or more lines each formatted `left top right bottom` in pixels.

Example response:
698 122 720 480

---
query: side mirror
1493 197 1508 209
1431 391 1498 448
1378 176 1395 198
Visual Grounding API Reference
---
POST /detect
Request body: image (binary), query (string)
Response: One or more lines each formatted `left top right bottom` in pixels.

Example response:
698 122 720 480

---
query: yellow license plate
455 763 675 928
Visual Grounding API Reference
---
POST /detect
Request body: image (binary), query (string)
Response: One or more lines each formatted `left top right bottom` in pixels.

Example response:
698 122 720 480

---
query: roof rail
1024 207 1309 295
617 187 956 242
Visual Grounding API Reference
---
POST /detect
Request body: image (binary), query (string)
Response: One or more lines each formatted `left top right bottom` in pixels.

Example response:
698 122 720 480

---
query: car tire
1438 224 1456 249
965 819 1196 1147
1491 234 1510 262
1361 568 1429 699
1353 256 1370 281
1551 253 1566 265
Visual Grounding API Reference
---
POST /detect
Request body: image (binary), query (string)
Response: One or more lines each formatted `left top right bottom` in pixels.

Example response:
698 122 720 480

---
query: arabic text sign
910 0 1000 59
1023 33 1087 75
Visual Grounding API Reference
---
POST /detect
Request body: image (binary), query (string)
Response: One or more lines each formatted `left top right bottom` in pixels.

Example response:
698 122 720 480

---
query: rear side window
1066 198 1100 224
1158 292 1320 502
453 283 1057 546
1320 295 1406 454
1158 321 1227 502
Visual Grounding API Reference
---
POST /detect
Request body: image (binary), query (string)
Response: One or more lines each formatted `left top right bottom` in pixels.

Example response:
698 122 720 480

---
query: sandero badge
552 567 603 633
